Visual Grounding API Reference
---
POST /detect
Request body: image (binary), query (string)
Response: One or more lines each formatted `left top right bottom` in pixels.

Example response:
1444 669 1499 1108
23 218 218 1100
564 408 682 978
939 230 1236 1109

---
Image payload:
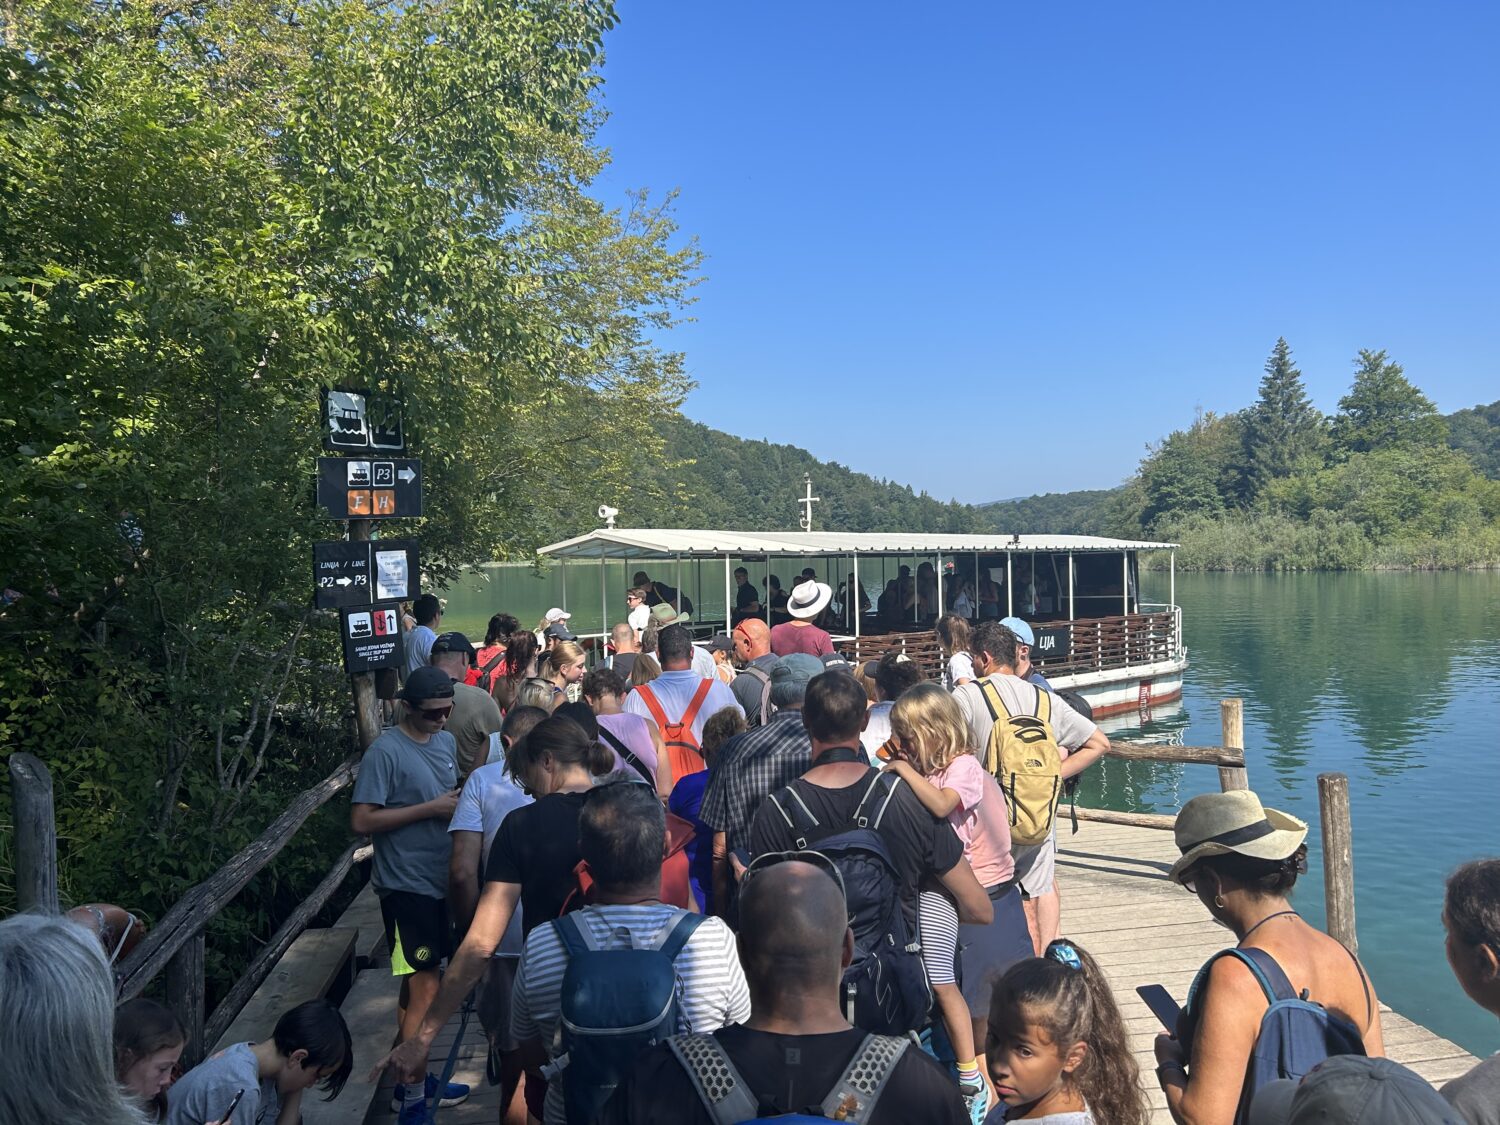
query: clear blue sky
591 2 1499 505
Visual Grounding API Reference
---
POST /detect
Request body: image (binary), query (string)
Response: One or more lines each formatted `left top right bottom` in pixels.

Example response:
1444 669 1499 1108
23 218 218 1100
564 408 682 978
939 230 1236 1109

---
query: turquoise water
440 564 1500 1055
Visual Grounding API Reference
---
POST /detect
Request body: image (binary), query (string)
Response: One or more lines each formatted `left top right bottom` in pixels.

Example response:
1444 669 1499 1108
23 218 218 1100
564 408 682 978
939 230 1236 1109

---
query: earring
1214 894 1227 909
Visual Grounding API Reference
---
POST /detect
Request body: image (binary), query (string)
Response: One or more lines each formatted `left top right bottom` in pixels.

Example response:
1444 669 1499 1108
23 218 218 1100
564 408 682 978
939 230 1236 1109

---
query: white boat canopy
538 528 1176 561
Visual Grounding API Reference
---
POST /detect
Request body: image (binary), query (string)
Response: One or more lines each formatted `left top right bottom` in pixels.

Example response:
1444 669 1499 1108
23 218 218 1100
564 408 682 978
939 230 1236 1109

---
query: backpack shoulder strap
851 770 903 830
679 678 715 732
1035 684 1051 724
635 683 670 731
553 912 600 959
818 1033 910 1120
654 909 707 960
979 677 1006 721
597 724 654 785
1188 947 1291 1013
741 664 773 721
767 784 820 850
666 1035 759 1125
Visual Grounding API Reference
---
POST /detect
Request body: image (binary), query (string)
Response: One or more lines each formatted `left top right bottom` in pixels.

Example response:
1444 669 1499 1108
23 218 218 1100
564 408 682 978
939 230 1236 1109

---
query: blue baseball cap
1000 616 1035 646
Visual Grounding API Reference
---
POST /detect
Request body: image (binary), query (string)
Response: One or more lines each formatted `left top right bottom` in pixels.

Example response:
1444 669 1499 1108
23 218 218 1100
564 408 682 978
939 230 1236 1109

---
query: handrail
1104 740 1244 768
116 750 361 1001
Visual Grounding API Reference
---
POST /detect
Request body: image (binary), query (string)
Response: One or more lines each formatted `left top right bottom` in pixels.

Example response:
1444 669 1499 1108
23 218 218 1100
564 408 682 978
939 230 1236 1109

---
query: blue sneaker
961 1080 990 1125
390 1074 470 1111
396 1099 430 1125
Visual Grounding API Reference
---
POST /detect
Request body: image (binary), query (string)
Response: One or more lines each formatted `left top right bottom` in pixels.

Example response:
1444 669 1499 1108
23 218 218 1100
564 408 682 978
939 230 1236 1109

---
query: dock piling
9 752 59 914
1318 771 1358 955
1218 698 1250 792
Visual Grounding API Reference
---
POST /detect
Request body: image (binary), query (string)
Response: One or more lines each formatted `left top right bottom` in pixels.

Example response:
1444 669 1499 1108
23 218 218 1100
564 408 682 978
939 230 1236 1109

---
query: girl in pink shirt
885 683 1034 1119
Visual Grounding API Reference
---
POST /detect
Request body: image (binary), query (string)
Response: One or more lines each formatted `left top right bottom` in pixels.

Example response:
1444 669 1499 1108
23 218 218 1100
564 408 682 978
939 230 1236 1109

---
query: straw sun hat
786 581 833 620
1168 790 1309 885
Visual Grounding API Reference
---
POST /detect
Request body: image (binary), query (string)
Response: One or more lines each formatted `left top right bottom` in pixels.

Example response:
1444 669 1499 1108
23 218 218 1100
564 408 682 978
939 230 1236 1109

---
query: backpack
476 650 508 692
1184 946 1367 1125
979 679 1063 847
667 1030 910 1123
738 663 773 727
544 908 707 1125
764 772 932 1035
559 813 700 913
635 680 714 782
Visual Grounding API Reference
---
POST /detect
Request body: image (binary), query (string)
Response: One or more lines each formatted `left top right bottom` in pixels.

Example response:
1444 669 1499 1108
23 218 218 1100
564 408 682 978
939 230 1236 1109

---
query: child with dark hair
1441 857 1500 1123
115 998 185 1120
165 999 352 1125
986 940 1148 1124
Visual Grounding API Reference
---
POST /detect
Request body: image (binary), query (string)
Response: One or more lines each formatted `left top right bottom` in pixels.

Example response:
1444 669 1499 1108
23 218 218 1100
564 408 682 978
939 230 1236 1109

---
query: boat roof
538 529 1177 561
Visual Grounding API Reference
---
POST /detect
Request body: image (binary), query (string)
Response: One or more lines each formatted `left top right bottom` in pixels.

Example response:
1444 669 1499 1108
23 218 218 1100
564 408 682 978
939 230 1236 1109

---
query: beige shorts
1011 826 1057 898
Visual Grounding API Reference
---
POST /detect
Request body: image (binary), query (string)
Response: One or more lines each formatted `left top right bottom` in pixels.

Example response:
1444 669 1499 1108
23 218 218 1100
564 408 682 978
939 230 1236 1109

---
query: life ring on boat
66 903 147 965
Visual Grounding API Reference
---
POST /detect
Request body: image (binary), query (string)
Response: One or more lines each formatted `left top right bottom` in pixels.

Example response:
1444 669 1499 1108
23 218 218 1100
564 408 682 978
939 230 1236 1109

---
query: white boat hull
1049 657 1187 719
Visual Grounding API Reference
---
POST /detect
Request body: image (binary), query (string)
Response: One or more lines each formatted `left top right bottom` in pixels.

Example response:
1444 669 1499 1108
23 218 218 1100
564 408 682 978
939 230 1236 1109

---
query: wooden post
167 930 207 1066
348 518 383 751
1218 698 1250 792
1318 772 1357 955
9 752 59 913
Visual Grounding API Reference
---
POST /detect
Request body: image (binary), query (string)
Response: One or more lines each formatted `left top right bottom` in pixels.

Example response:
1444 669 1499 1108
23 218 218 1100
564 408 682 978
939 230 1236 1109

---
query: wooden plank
213 928 357 1052
337 882 389 969
167 931 207 1066
306 967 404 1125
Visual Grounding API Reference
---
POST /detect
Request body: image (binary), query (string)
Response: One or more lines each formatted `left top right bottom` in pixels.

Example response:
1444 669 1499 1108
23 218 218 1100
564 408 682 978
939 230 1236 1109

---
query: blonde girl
544 640 587 703
885 683 1032 1115
986 940 1148 1124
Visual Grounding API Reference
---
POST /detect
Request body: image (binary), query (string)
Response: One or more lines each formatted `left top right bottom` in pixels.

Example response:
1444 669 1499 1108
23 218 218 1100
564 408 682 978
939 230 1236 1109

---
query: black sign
322 388 405 453
316 457 423 520
341 600 406 673
1033 626 1072 661
313 542 373 609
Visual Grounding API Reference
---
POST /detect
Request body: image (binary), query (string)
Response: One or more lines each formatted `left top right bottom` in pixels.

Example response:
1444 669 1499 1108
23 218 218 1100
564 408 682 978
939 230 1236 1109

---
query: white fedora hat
786 581 833 620
1168 790 1308 885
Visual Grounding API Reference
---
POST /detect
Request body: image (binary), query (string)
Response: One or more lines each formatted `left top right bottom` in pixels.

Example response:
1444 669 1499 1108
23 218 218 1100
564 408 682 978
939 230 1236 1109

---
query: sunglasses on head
743 849 848 906
416 704 453 721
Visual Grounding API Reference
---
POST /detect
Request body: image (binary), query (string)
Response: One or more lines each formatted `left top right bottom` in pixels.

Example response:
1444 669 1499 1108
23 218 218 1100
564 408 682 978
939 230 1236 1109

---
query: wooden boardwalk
353 819 1476 1124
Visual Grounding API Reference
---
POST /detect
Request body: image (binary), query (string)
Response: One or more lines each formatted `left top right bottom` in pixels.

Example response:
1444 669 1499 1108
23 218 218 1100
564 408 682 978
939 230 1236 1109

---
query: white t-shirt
859 701 895 764
947 651 976 687
512 905 752 1125
449 762 533 956
953 672 1097 755
628 604 650 639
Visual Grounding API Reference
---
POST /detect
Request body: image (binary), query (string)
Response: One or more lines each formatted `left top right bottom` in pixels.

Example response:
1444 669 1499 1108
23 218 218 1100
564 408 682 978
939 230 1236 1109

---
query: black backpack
763 772 932 1035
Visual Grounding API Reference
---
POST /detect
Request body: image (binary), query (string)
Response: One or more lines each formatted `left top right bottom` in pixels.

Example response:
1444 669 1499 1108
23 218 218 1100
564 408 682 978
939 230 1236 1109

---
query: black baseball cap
400 665 455 703
430 632 476 660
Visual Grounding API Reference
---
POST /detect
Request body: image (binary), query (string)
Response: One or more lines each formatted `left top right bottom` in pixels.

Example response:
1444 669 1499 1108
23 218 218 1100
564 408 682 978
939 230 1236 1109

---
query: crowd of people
4 581 1497 1125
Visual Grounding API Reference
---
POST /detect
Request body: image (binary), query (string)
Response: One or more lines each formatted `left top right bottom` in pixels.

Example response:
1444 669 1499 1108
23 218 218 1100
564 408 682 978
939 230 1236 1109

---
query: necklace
1240 909 1299 943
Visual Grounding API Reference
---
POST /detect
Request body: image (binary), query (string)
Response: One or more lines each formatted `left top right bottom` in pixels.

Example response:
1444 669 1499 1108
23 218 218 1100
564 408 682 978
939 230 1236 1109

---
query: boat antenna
798 474 820 532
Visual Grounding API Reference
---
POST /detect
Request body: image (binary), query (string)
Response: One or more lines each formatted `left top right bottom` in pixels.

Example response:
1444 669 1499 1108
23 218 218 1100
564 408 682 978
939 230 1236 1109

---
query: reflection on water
1102 571 1500 1057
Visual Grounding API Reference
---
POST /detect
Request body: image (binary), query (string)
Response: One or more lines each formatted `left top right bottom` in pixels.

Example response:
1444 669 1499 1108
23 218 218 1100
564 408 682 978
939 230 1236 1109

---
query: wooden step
212 927 357 1052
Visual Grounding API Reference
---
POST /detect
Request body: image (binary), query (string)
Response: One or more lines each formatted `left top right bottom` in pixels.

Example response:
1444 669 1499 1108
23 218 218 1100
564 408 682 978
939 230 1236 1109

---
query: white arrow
398 466 417 484
336 577 352 587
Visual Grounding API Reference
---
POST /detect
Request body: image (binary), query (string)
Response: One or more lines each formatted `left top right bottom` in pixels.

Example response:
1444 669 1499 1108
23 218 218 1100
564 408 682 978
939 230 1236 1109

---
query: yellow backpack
980 679 1063 847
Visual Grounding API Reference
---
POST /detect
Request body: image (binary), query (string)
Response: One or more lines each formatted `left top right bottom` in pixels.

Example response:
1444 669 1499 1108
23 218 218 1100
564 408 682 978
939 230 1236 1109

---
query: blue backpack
765 772 932 1035
1185 946 1367 1124
667 1030 910 1123
543 908 706 1125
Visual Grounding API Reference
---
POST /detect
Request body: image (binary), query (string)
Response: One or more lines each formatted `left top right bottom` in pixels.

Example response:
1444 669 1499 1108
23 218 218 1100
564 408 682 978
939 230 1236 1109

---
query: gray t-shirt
953 672 1098 755
1444 1053 1500 1125
405 624 436 673
165 1042 279 1125
352 726 457 899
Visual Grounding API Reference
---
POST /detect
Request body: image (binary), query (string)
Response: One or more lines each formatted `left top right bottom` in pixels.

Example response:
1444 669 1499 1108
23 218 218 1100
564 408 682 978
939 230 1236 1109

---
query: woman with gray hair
0 912 152 1125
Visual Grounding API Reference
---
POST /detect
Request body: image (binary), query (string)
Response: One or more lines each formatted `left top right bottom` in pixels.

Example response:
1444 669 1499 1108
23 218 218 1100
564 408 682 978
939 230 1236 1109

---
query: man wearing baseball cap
350 665 469 1119
1248 1055 1465 1124
1000 615 1054 692
428 632 503 781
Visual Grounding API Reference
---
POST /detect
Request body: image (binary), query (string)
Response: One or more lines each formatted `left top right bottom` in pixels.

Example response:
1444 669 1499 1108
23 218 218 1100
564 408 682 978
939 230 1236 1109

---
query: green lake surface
441 566 1500 1055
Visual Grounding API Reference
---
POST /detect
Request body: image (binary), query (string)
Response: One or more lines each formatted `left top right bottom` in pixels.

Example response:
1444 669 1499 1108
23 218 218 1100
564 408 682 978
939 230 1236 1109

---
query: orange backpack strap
678 678 715 734
635 683 671 732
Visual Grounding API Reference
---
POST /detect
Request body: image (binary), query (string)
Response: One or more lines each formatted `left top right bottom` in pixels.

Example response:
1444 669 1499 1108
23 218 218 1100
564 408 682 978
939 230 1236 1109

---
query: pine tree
1241 338 1326 499
1332 349 1448 453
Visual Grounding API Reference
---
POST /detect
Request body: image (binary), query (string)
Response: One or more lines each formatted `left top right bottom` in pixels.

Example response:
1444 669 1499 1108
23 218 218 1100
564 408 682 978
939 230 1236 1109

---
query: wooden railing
7 748 366 1066
1032 610 1179 677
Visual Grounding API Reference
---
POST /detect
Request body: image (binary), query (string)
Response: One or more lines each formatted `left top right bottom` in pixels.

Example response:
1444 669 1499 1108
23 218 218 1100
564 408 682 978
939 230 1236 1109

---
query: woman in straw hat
1154 789 1384 1125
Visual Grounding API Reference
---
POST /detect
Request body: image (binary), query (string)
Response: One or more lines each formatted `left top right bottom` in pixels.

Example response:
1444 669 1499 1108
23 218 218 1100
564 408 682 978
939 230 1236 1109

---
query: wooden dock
347 818 1476 1125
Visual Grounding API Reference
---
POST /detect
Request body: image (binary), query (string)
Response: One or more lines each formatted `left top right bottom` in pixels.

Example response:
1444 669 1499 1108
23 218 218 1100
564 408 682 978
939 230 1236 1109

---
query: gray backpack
666 1031 908 1123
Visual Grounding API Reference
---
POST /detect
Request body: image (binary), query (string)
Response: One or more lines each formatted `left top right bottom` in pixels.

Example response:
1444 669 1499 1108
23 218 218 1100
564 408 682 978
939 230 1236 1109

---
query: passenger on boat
1157 790 1383 1125
731 566 761 624
771 582 834 657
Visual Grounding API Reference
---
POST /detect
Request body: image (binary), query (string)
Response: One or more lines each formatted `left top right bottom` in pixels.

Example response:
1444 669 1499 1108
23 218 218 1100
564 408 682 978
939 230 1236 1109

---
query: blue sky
592 3 1499 504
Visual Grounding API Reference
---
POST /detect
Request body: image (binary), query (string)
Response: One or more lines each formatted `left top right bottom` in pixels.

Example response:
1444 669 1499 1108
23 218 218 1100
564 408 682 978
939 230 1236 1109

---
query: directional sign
341 600 406 673
1033 625 1072 661
313 542 373 609
317 457 423 520
321 388 405 453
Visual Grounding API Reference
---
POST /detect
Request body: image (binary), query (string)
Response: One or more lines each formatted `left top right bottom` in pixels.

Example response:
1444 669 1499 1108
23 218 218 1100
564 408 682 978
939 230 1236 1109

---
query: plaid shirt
700 709 812 853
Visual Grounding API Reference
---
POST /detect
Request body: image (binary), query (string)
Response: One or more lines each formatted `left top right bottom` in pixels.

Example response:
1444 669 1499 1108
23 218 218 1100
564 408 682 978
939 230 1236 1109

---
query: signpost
316 457 423 520
340 601 407 673
321 388 405 453
314 540 419 610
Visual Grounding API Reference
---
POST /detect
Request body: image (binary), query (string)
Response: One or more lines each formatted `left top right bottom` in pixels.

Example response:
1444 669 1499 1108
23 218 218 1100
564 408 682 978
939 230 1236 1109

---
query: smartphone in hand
1136 984 1182 1035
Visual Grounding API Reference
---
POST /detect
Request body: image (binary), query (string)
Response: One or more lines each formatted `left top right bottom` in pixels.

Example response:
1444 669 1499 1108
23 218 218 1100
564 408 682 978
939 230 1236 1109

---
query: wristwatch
1156 1061 1188 1089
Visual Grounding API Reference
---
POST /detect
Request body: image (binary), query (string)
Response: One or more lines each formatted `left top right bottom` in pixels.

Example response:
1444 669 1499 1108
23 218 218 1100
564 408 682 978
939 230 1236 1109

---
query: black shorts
379 891 450 976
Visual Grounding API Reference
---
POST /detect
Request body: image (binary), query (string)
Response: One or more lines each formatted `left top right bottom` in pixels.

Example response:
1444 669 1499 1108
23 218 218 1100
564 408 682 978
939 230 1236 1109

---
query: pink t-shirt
929 753 1014 889
770 621 833 657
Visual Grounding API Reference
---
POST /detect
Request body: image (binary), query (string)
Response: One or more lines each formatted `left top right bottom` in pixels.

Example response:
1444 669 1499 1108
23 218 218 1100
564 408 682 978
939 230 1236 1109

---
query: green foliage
1331 349 1448 454
0 0 697 1002
1446 399 1500 479
1240 337 1326 498
1138 410 1245 533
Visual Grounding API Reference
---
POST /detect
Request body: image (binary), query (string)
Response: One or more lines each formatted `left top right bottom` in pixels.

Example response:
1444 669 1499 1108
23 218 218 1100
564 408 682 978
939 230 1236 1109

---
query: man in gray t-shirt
951 621 1110 955
350 665 469 1117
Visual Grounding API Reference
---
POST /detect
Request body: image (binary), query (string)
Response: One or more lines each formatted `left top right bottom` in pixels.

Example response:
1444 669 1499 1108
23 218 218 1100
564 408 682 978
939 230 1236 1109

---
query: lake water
441 565 1500 1055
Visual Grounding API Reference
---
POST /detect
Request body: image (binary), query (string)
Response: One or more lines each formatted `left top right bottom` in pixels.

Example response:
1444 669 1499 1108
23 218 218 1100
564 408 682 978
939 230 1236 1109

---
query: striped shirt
510 904 752 1125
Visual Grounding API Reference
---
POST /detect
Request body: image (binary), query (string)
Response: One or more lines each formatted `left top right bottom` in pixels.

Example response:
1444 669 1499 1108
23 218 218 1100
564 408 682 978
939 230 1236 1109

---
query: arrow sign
341 600 406 673
313 541 373 610
316 457 423 520
336 577 352 587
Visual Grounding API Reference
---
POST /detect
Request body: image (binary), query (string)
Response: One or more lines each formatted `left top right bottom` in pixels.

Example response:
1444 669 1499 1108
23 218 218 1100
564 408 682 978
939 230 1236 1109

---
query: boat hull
1049 657 1186 719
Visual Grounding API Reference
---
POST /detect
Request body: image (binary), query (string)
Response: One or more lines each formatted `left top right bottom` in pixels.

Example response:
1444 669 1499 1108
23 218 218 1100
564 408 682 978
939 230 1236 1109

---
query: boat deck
355 820 1477 1124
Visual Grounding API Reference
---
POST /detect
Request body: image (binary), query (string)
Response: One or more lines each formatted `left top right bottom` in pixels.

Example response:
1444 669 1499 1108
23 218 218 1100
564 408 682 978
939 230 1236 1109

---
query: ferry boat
538 528 1186 719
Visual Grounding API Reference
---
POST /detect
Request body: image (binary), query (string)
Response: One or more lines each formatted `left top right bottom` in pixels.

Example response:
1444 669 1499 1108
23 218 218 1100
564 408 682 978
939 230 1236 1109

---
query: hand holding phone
1136 984 1182 1035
